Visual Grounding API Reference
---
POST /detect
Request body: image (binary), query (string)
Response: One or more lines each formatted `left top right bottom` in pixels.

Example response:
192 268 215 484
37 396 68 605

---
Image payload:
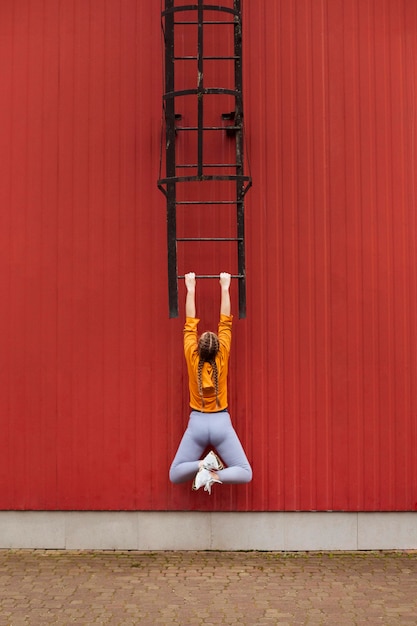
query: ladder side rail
234 0 246 318
165 1 179 317
197 0 204 178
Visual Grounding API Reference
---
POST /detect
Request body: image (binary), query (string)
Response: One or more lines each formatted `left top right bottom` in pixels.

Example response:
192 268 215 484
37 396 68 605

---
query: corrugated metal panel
0 0 166 510
0 0 415 511
243 0 417 511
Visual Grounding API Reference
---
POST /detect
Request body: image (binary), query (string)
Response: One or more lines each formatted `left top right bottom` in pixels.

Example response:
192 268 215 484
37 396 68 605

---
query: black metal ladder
158 0 251 318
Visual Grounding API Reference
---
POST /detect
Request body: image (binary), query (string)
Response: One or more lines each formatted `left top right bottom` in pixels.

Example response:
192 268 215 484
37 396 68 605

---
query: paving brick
0 551 416 624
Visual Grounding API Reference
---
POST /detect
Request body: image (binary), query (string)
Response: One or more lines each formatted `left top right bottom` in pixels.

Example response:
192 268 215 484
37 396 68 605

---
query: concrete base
0 512 416 551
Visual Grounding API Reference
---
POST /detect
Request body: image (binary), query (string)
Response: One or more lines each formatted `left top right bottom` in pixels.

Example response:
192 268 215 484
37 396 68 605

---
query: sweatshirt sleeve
217 314 233 352
183 317 200 359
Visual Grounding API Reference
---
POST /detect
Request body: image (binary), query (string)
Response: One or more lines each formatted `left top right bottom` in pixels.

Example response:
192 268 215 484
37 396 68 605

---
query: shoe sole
205 451 224 471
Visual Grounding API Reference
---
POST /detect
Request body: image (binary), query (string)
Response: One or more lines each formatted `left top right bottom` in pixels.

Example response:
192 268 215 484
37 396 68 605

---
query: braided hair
197 331 220 408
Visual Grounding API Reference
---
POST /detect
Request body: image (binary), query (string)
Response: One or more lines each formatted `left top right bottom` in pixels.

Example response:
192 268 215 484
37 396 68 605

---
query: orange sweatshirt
183 314 233 412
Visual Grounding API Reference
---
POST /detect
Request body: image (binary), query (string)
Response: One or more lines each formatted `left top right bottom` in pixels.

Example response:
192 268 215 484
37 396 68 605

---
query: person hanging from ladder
169 272 252 494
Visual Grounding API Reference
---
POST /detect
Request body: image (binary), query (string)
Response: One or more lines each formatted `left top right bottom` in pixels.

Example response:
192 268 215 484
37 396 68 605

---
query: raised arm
185 272 196 318
219 272 231 317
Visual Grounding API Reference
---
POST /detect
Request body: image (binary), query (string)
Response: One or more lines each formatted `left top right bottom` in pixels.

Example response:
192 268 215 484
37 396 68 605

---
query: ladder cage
158 0 251 318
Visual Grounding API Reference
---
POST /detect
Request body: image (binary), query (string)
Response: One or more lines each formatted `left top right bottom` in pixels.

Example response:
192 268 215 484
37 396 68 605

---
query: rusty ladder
158 0 251 317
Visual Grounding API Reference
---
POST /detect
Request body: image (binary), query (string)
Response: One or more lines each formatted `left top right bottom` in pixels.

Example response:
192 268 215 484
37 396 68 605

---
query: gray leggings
169 410 252 484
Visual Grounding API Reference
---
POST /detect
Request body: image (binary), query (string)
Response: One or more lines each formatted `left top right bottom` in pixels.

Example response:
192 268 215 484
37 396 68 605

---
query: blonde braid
197 332 220 409
209 359 220 407
197 359 205 408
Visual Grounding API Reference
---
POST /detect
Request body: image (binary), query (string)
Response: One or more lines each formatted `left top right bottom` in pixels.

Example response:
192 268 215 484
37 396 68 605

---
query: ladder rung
176 201 240 205
177 237 243 242
164 87 238 98
178 274 244 279
158 174 252 184
176 164 238 168
176 126 240 131
174 56 238 61
175 21 235 26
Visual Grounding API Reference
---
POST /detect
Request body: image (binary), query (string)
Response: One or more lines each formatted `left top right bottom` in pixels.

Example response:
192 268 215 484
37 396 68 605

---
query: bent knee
169 468 180 484
169 466 192 484
244 466 253 483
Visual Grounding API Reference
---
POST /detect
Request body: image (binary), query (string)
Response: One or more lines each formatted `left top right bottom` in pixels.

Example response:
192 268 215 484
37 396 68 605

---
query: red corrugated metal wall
0 0 416 511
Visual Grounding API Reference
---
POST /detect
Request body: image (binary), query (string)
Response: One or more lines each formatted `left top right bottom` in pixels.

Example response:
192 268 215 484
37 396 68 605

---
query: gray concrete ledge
0 512 416 551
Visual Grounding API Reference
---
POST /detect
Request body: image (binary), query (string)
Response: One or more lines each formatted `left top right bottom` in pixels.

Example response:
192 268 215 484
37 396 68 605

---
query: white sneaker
202 450 224 471
204 474 222 495
193 468 211 491
192 468 222 494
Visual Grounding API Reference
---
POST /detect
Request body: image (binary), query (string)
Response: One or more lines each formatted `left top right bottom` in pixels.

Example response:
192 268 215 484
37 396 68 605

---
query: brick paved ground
0 550 416 625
